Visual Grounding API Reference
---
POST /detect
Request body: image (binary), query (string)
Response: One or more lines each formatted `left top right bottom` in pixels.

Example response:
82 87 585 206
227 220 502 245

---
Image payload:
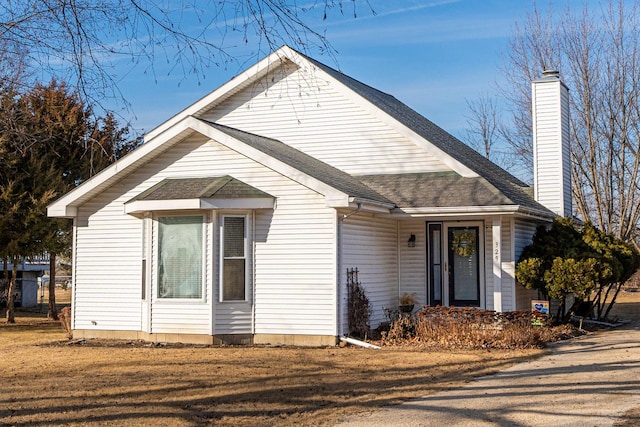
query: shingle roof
359 172 511 208
199 120 394 206
130 176 273 201
298 51 554 215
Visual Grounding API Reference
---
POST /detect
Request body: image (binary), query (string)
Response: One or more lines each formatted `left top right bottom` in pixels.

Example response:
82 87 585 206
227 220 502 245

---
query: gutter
388 205 555 221
349 197 396 211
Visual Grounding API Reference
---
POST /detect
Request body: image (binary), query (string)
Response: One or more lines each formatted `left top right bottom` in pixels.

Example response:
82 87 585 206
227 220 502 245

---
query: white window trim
154 212 207 302
219 213 249 303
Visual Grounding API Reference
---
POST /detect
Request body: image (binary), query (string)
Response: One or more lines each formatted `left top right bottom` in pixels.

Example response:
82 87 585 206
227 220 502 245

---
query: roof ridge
199 175 232 198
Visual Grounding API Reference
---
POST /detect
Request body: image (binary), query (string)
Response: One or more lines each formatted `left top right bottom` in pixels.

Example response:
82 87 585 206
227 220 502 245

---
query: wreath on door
451 230 476 258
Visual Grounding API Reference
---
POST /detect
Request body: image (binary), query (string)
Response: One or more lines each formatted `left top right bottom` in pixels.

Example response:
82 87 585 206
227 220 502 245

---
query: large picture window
221 216 246 301
157 215 203 299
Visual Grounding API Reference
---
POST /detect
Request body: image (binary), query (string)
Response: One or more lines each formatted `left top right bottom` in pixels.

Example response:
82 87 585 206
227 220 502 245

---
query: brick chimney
532 70 571 217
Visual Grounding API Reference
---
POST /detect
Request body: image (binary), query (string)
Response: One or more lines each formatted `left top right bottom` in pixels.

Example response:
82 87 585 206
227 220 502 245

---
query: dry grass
0 312 541 426
608 290 640 321
3 291 636 426
38 287 72 305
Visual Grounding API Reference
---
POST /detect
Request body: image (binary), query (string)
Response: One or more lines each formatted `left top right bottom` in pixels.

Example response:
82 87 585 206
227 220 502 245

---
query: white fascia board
390 205 555 221
402 205 521 213
125 199 201 214
48 118 196 218
393 205 520 217
187 117 350 204
199 198 275 209
125 197 275 215
283 48 478 178
348 197 395 213
144 48 292 143
513 208 556 222
47 205 78 218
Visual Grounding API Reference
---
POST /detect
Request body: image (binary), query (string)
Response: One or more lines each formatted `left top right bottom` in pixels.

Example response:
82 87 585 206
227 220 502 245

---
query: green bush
516 218 640 321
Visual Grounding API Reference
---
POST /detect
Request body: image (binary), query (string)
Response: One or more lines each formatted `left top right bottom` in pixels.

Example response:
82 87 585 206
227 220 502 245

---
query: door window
448 226 480 306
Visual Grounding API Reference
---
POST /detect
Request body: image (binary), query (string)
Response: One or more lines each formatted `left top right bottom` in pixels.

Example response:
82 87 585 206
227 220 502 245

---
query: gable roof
48 115 395 217
48 45 553 220
129 176 273 201
124 175 276 214
298 51 533 190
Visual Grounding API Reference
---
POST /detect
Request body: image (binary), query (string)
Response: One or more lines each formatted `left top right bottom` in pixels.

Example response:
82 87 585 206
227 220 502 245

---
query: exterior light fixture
408 234 416 247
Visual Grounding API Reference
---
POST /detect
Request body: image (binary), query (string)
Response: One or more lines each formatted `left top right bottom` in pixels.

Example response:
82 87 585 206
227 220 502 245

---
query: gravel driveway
337 321 640 426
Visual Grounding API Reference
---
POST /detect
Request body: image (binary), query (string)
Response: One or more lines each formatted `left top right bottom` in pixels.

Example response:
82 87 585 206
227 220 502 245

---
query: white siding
514 218 543 310
514 218 538 261
204 62 452 176
532 76 571 217
500 218 515 312
398 221 426 306
252 198 336 336
340 213 398 331
484 223 493 310
74 201 143 331
74 136 337 336
484 218 518 312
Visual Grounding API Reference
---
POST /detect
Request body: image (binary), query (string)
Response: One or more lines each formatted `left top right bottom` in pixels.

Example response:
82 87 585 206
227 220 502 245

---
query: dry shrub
348 280 372 339
59 306 72 339
382 306 576 349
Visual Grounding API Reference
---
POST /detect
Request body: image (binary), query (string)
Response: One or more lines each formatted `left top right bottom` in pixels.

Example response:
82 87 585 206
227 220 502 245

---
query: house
47 46 570 345
1 256 49 308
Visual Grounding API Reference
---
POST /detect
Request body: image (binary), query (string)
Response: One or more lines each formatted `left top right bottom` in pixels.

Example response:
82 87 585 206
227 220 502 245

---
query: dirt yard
1 290 638 426
0 316 540 426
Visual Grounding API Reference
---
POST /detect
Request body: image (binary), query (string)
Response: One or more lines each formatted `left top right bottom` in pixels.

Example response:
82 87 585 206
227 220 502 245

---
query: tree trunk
48 253 58 320
555 295 566 324
6 257 18 323
602 282 623 321
1 257 7 317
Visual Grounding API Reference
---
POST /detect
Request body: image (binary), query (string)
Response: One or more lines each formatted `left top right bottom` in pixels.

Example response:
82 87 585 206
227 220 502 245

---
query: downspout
252 210 256 337
339 336 380 349
337 203 362 338
397 221 401 304
71 217 78 332
342 202 362 220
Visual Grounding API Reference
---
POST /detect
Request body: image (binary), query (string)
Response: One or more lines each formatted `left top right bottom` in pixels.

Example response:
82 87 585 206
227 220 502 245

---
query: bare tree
464 93 520 175
464 93 500 160
500 0 640 244
0 1 372 109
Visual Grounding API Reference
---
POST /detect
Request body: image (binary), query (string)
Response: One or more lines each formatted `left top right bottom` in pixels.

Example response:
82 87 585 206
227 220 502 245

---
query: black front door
448 226 480 306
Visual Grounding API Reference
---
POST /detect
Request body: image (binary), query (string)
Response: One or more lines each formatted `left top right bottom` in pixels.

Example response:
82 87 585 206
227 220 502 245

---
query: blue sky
107 1 566 139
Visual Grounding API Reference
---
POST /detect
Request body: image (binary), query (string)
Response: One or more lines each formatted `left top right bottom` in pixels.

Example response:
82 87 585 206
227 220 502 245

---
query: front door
447 226 481 306
427 222 482 307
